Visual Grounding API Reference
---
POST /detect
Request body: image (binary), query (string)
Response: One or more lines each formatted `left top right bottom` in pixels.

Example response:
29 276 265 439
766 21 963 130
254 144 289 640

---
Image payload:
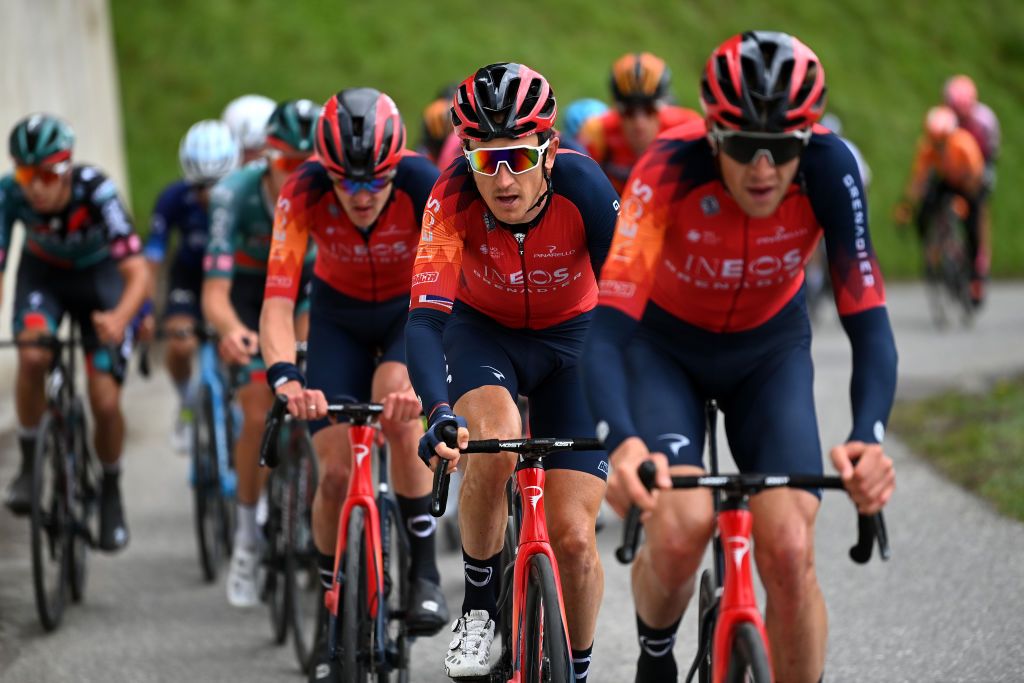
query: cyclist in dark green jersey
1 114 150 551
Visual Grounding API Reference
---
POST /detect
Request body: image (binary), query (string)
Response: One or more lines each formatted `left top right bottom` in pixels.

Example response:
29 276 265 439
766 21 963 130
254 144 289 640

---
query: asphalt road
1 283 1023 683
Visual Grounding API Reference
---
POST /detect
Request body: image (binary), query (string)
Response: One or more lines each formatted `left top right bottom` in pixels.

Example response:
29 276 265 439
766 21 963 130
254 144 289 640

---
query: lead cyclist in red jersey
581 32 897 683
407 63 619 682
259 89 449 659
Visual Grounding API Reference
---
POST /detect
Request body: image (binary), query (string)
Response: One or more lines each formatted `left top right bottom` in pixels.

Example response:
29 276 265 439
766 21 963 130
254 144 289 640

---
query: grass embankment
110 0 1024 276
890 375 1024 522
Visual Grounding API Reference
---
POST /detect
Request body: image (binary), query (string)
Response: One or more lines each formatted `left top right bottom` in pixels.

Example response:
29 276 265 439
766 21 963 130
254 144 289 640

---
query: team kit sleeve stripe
264 175 310 302
409 174 464 314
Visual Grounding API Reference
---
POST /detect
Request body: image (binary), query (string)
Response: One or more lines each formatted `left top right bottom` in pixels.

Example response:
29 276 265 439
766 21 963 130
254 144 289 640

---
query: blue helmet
561 98 608 140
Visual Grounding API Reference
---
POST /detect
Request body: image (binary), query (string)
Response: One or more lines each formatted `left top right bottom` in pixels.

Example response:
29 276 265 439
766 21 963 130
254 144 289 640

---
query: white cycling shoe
226 545 260 608
444 609 496 679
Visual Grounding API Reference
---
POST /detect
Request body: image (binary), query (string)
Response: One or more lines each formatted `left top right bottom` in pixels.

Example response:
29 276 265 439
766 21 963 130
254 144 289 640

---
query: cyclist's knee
645 498 714 586
462 452 517 494
549 520 598 577
317 459 351 506
87 379 122 423
754 521 815 599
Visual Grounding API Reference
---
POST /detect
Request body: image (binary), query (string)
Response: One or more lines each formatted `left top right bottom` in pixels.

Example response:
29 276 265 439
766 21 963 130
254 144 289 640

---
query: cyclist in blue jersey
145 120 240 450
1 114 149 552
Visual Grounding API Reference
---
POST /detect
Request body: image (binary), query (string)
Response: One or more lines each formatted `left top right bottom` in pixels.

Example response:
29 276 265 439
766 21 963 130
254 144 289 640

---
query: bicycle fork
712 504 773 683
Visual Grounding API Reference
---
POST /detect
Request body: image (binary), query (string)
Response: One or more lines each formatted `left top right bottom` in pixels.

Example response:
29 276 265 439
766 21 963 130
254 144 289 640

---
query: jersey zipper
514 231 530 327
359 228 377 300
722 216 749 332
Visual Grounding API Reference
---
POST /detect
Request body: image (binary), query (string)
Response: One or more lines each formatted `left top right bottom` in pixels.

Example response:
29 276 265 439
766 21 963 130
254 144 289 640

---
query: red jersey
265 152 438 303
600 120 887 333
578 105 702 193
409 150 619 329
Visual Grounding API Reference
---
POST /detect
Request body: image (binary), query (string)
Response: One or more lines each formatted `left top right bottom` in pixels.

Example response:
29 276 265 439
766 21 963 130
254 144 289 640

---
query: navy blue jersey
144 179 210 271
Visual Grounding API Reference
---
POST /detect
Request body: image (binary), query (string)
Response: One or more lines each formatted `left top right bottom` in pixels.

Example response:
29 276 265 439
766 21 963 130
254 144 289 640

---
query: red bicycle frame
712 506 773 683
324 423 383 621
507 464 572 683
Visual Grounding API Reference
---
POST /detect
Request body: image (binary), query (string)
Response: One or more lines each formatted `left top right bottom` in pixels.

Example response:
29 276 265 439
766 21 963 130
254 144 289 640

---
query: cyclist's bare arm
259 297 297 368
201 277 253 365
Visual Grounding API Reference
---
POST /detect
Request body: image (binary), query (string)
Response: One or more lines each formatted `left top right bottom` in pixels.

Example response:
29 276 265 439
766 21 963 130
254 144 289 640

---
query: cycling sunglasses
14 160 72 187
619 103 658 118
336 173 394 195
266 148 309 174
710 128 811 166
464 140 550 176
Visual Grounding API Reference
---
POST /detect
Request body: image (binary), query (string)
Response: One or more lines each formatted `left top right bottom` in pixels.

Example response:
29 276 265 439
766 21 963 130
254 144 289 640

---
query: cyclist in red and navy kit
408 63 619 682
581 32 897 683
258 89 450 653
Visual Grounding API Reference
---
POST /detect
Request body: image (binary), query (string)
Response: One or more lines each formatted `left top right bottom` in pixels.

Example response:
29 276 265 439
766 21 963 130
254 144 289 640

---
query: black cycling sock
17 434 36 473
397 494 440 583
461 548 502 618
317 551 335 591
635 614 682 683
572 643 594 683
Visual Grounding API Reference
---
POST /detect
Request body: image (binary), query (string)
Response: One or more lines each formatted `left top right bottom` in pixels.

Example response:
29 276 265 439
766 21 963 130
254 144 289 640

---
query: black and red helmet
315 88 406 180
701 31 827 133
452 63 557 142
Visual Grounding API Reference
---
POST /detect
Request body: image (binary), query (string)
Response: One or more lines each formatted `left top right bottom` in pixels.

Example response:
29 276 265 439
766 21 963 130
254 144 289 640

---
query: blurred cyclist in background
943 75 999 302
222 94 276 164
419 84 458 168
559 98 608 154
896 105 986 306
202 99 319 607
2 114 149 553
578 52 701 193
144 120 240 450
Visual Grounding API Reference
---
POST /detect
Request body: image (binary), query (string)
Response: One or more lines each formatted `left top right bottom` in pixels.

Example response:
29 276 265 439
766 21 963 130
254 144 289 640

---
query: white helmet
178 119 241 185
221 94 276 151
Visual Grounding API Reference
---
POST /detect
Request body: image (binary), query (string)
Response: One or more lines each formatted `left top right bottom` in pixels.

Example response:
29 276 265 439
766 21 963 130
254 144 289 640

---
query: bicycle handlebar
615 460 891 565
260 395 386 469
429 436 604 518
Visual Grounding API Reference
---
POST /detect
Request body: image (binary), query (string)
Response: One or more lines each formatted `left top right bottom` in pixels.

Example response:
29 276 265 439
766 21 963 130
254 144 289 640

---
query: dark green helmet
9 113 75 165
265 99 320 153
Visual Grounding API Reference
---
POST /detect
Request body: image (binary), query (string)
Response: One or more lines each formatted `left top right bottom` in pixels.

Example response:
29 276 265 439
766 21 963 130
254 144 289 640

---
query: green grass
890 376 1024 522
110 0 1024 276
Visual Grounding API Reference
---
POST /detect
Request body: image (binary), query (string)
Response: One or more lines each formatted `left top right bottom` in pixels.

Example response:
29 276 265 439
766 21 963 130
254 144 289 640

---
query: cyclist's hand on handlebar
277 380 327 421
830 440 895 515
606 437 671 519
92 309 127 345
219 327 258 366
380 386 422 423
417 410 468 473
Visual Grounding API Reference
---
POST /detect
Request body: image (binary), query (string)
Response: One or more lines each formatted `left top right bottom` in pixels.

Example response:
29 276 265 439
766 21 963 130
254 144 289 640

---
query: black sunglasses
711 129 811 165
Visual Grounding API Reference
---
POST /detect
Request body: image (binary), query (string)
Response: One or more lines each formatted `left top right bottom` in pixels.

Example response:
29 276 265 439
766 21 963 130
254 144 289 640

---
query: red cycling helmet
315 88 406 180
452 63 557 142
701 31 827 133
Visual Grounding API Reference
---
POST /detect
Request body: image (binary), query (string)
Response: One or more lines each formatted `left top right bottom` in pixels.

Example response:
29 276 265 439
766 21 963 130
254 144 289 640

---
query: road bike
262 396 412 681
431 436 603 683
921 190 975 329
617 401 890 683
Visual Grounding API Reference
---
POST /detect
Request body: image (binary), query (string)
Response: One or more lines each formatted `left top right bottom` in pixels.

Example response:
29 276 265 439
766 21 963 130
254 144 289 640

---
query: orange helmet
610 52 671 106
943 75 977 117
925 106 958 142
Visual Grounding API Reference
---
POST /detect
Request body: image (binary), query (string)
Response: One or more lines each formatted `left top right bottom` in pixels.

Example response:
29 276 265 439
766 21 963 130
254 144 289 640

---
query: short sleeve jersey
0 165 140 271
599 120 887 332
409 150 620 329
910 129 985 195
264 151 438 303
204 161 315 280
579 105 703 194
143 180 210 270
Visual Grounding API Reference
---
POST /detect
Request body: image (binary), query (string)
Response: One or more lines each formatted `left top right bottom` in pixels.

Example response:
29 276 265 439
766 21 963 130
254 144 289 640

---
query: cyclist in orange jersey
578 52 701 193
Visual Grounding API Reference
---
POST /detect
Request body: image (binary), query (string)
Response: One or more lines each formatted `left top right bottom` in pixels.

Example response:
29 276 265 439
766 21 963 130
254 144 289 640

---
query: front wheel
30 412 69 631
696 569 717 683
68 398 96 603
724 622 772 683
264 466 289 645
192 386 226 582
521 553 572 683
287 433 321 673
342 507 371 683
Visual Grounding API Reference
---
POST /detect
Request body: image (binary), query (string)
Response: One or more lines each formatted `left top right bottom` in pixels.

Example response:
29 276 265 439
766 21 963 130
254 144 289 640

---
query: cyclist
560 97 609 153
419 84 458 168
577 52 701 193
222 94 276 164
897 106 985 305
259 88 451 658
943 75 1000 305
408 63 619 682
1 113 149 553
144 120 240 451
580 32 897 683
201 99 319 607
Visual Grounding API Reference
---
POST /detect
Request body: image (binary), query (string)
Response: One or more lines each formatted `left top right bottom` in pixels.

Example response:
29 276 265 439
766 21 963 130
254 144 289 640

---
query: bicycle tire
68 398 95 603
521 553 573 683
288 433 320 673
696 569 717 683
30 411 68 631
498 514 516 658
724 622 772 683
265 463 289 645
192 386 223 582
342 506 371 682
377 498 411 683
